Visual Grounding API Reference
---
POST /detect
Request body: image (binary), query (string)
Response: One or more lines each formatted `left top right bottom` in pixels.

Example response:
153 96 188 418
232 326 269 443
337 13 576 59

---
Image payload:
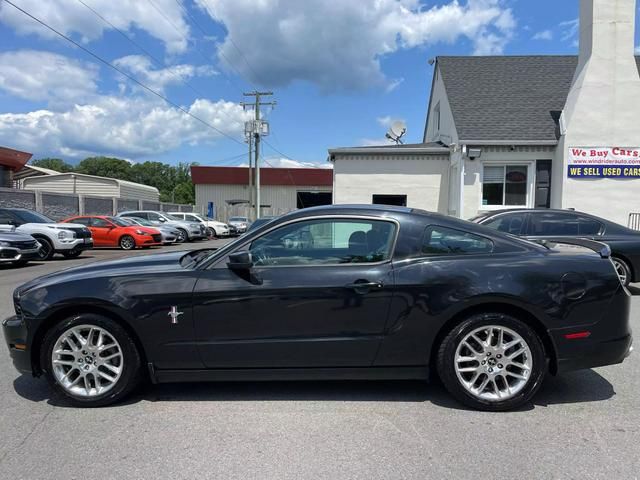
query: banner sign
567 147 640 178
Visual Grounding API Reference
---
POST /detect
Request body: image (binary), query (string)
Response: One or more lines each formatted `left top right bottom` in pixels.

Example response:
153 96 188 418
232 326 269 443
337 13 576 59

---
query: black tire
206 227 216 238
175 228 187 243
119 235 136 250
40 313 142 407
436 312 546 411
34 236 54 260
612 256 632 287
62 250 82 259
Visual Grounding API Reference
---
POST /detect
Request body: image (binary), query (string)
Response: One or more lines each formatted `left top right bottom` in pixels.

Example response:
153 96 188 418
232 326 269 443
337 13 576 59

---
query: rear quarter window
422 225 494 255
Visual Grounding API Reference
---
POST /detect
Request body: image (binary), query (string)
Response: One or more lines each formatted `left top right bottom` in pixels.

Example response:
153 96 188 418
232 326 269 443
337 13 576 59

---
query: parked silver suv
0 230 41 267
116 210 205 243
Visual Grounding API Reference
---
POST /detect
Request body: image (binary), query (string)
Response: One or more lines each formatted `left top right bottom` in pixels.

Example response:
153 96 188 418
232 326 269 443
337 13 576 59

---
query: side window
249 218 396 266
129 212 146 220
578 216 603 236
91 218 110 228
482 213 526 235
147 212 161 221
0 209 15 225
70 217 91 226
528 213 579 236
422 225 493 255
185 214 198 222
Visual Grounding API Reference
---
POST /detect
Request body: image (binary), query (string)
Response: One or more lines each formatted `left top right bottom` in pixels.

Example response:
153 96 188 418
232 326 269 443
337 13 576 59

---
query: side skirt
152 366 429 384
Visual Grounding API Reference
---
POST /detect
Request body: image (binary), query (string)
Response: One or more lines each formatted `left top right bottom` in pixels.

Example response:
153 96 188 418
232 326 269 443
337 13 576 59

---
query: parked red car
62 216 162 250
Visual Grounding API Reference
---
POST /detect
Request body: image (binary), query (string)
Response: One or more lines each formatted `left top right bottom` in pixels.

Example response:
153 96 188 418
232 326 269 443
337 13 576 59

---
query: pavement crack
0 408 54 465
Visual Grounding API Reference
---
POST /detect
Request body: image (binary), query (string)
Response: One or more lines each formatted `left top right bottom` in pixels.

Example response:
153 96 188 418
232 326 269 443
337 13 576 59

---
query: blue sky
0 0 637 168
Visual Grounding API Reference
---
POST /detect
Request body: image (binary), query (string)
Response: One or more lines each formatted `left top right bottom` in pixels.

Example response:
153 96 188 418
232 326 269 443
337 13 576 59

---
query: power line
2 0 245 146
75 0 210 101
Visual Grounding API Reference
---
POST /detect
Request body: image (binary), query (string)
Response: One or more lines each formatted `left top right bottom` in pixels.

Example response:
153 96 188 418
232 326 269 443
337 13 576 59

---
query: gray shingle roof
436 55 640 143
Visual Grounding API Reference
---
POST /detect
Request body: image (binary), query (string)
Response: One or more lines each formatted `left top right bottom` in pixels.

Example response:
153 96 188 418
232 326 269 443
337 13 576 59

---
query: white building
330 0 640 227
22 172 160 201
192 166 332 221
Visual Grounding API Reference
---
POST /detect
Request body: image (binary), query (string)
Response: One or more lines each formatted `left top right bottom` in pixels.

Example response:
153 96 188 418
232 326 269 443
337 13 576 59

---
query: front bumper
57 238 93 253
2 316 32 374
0 247 40 263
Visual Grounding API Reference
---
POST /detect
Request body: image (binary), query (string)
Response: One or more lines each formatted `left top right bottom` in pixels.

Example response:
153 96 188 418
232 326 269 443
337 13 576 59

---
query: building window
434 102 441 133
482 165 528 207
372 194 407 207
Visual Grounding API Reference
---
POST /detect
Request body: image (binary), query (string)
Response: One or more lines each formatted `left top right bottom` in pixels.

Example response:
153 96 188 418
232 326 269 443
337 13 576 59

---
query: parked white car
0 208 93 260
227 216 251 235
168 212 230 237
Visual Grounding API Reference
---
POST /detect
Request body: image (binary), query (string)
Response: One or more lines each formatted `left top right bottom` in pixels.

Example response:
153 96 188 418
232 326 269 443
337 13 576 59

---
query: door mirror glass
228 251 253 271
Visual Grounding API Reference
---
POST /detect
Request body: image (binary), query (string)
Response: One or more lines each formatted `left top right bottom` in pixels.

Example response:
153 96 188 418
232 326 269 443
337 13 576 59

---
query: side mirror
227 251 253 271
158 217 167 223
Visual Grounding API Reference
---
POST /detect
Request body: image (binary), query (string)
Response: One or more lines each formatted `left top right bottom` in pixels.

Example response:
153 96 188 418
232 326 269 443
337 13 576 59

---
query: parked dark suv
473 209 640 286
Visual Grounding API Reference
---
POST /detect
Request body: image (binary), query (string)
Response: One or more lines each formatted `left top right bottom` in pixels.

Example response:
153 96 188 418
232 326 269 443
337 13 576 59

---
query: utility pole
241 91 275 219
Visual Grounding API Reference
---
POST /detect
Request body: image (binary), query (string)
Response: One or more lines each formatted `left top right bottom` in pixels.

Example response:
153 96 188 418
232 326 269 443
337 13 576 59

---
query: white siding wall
118 182 160 201
23 175 119 196
333 155 450 213
423 66 458 145
195 184 332 221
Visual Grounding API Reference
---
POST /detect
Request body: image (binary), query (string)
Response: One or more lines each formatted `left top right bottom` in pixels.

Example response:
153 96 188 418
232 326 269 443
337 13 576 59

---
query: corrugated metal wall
195 184 332 221
24 175 120 197
118 182 160 201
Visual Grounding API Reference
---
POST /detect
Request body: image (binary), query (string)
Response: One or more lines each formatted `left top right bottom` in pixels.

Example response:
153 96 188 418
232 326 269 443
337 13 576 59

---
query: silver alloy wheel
454 325 533 401
51 324 124 397
176 229 187 243
120 236 135 250
612 258 628 285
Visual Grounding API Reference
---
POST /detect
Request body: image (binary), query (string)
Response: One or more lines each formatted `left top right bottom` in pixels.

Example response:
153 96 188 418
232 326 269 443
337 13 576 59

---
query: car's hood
25 222 86 229
126 226 160 235
17 250 188 294
0 231 36 242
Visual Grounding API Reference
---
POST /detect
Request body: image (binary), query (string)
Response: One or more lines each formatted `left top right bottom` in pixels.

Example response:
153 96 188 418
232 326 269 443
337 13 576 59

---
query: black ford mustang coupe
2 205 633 410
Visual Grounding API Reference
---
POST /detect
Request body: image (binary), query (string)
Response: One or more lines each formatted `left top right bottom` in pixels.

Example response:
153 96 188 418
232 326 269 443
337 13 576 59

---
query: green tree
30 158 74 172
75 157 133 180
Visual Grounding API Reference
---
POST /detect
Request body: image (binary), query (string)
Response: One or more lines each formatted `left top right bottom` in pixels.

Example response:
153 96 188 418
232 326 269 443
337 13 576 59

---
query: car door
88 217 116 246
192 216 398 368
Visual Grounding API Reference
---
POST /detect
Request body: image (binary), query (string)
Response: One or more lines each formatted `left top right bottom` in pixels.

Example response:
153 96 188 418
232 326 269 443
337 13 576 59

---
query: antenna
385 120 406 144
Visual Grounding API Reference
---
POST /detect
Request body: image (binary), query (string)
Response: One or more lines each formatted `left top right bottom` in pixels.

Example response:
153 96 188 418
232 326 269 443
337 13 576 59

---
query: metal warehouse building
191 166 332 221
22 172 160 202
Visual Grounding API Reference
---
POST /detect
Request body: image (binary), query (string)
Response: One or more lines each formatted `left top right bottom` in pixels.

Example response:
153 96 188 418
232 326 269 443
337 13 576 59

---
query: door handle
345 281 383 291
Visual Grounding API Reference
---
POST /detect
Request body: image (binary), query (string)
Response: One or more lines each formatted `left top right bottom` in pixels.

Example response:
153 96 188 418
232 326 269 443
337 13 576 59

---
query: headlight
57 229 75 239
0 241 10 247
134 229 148 235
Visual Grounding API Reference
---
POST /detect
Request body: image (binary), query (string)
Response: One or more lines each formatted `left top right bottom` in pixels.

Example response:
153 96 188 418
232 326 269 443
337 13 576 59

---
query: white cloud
560 18 579 47
258 157 333 169
0 96 251 158
376 116 405 128
0 49 98 103
197 0 516 91
113 55 216 92
0 0 191 53
532 29 553 41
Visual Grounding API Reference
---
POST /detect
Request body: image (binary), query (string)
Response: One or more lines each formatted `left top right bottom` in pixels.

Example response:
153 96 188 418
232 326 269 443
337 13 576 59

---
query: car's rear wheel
34 236 54 260
119 235 136 250
437 313 546 411
175 228 187 243
612 256 631 286
41 314 141 407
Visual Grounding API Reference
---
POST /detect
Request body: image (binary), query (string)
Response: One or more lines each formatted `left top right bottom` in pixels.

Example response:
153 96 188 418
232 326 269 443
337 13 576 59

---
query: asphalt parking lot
1 242 639 479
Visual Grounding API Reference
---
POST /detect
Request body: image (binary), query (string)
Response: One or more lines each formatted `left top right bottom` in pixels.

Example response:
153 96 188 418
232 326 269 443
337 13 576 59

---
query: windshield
108 217 132 227
127 217 152 226
13 210 55 224
169 214 183 221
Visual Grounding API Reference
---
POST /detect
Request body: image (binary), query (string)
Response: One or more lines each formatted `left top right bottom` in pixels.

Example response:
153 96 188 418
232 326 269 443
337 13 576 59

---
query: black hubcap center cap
487 357 497 366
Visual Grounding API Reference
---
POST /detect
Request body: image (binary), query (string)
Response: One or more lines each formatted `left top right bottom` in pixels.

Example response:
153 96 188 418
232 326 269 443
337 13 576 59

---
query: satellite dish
385 120 406 144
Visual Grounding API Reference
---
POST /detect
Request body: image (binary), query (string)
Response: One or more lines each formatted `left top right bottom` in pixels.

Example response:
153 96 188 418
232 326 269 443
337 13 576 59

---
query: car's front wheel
175 228 187 243
119 235 136 250
41 314 142 407
34 236 54 260
206 227 216 238
437 313 546 411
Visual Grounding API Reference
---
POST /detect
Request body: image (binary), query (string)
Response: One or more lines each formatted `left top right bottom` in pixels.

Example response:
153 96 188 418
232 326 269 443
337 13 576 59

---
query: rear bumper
551 286 633 373
2 316 32 374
